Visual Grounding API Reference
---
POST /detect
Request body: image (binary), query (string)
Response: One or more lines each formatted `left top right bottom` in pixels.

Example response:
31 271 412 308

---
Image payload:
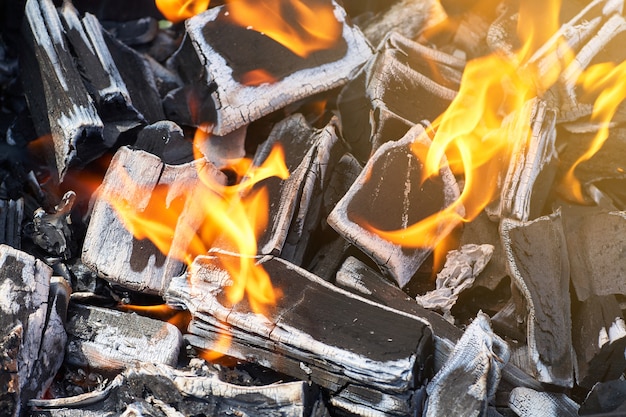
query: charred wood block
327 124 461 288
166 253 433 416
134 121 193 165
571 295 626 389
0 199 23 249
579 379 626 416
170 1 372 136
0 245 66 417
425 313 510 417
562 208 626 301
508 387 579 417
246 114 344 265
30 362 324 417
82 146 226 295
338 32 463 161
65 304 183 372
501 211 574 387
499 99 558 221
20 0 104 180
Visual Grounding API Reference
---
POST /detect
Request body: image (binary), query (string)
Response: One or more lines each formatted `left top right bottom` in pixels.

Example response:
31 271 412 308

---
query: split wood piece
415 244 494 323
359 0 447 49
65 304 182 372
59 2 143 124
174 1 372 136
501 211 574 387
327 256 542 392
571 294 626 389
0 245 68 417
166 253 433 416
579 379 626 416
134 121 193 165
243 114 343 265
82 146 226 295
0 199 23 249
499 99 558 221
338 32 463 161
30 362 325 417
562 207 626 301
425 312 510 417
327 123 461 288
20 0 104 181
508 387 580 417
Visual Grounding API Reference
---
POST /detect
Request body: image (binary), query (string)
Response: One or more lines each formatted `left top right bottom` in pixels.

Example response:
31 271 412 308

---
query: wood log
501 211 574 387
82 146 226 295
425 312 510 417
65 304 182 372
171 1 372 136
571 294 626 389
30 362 326 417
327 123 461 288
166 252 434 416
338 32 463 161
20 0 104 181
0 245 65 417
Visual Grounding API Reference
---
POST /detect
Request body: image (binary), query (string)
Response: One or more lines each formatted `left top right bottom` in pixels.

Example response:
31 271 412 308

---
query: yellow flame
156 0 210 23
225 0 342 58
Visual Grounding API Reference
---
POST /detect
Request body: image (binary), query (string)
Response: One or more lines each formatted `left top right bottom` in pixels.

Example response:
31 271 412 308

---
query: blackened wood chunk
0 199 23 249
501 211 574 387
134 121 193 165
162 82 217 128
65 304 182 372
20 0 104 181
562 208 626 301
247 114 344 264
338 32 463 161
82 146 226 295
30 362 324 417
327 124 461 288
425 313 510 417
177 1 372 136
571 295 626 389
0 245 67 417
579 379 626 416
167 253 433 416
101 17 158 46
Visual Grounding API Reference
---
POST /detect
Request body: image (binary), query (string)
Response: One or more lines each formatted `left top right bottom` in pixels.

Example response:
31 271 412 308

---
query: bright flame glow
120 303 191 332
156 0 210 23
225 0 342 58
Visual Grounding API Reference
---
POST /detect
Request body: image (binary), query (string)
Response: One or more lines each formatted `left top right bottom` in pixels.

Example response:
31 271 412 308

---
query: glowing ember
155 0 210 23
225 0 342 58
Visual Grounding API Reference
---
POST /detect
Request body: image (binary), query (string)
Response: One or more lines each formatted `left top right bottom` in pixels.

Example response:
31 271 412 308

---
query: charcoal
134 120 193 165
579 379 626 416
101 17 158 46
508 388 579 417
0 199 24 249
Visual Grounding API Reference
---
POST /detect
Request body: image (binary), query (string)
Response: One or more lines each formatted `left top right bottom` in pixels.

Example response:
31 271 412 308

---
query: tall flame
156 0 210 23
225 0 342 58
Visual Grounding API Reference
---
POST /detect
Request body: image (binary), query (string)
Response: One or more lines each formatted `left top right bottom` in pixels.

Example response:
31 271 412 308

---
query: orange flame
119 303 191 332
365 0 570 256
156 0 210 23
225 0 342 58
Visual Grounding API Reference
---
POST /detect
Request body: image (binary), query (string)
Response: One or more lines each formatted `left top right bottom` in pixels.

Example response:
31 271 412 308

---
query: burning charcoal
59 2 144 126
169 1 372 136
194 125 247 169
415 244 494 323
82 146 226 295
327 123 461 288
425 313 509 417
30 362 326 417
20 0 104 180
162 83 217 128
500 211 574 387
167 252 434 416
338 32 463 161
508 388 579 417
248 114 344 264
65 304 182 372
26 191 75 259
134 120 193 165
579 379 626 416
571 294 626 389
562 208 626 300
0 198 24 249
0 245 67 417
499 99 558 221
358 0 447 48
101 17 159 46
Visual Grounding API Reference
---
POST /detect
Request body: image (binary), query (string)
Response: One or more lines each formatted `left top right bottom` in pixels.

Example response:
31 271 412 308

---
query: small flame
225 0 342 58
240 69 278 86
560 61 626 202
364 0 571 262
156 0 210 23
120 303 191 332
